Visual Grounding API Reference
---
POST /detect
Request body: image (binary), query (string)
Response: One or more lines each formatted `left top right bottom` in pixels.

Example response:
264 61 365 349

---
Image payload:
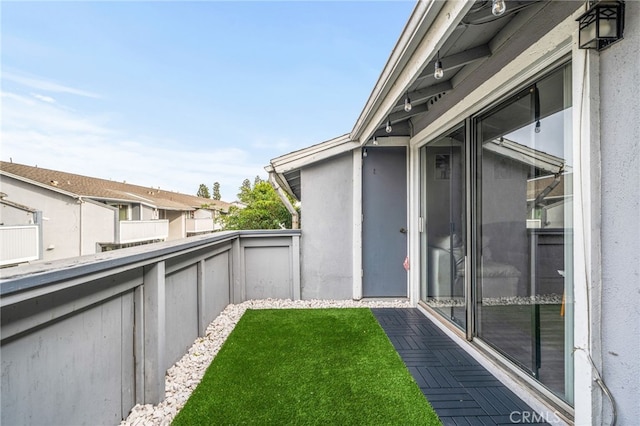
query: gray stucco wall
598 3 640 423
299 153 353 299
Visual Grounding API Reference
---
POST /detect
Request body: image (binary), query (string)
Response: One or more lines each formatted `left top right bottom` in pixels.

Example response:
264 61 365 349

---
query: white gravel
120 298 410 426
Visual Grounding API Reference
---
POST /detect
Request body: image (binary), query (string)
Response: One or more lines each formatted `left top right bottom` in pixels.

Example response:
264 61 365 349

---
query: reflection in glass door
420 125 466 331
474 63 573 403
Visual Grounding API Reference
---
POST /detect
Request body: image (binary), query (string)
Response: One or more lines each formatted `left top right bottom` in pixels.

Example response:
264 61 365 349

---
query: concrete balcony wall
117 219 170 244
0 230 300 425
185 217 215 234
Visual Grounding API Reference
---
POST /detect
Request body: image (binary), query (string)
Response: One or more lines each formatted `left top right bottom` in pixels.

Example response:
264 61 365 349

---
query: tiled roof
0 161 231 212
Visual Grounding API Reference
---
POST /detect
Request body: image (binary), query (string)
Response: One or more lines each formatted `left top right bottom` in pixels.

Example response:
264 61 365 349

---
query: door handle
400 227 407 234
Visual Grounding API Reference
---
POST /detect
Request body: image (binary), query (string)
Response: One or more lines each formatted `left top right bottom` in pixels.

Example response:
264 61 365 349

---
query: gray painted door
362 147 408 297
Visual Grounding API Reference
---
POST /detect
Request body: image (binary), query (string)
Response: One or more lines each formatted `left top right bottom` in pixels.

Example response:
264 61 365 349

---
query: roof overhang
349 0 475 145
267 0 578 202
266 133 360 200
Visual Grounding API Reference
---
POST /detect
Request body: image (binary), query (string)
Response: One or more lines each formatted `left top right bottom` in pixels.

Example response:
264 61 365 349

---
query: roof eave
349 0 475 145
268 133 359 174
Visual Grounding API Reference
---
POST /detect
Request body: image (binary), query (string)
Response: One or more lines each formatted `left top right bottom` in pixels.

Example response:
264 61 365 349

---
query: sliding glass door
420 125 466 331
475 63 573 402
420 63 574 404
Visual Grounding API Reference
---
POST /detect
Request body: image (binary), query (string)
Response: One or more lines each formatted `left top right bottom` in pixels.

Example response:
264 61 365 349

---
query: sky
1 1 415 201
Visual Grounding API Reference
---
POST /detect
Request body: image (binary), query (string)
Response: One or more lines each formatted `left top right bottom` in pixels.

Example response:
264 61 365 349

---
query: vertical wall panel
203 251 231 325
164 265 198 370
1 294 134 426
244 246 291 299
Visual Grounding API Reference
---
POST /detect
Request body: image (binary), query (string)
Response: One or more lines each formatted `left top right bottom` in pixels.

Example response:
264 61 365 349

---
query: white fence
0 225 40 267
117 219 169 243
186 217 215 233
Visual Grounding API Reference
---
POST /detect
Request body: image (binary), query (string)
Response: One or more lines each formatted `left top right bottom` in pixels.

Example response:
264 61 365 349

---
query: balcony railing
117 219 169 244
0 225 40 267
186 217 215 234
0 229 300 425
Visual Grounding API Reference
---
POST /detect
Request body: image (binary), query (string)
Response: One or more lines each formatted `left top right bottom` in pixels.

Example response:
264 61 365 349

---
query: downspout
78 196 83 255
268 172 299 230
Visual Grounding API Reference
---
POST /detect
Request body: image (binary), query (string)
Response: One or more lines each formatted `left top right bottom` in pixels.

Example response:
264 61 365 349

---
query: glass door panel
475 64 573 402
420 125 466 331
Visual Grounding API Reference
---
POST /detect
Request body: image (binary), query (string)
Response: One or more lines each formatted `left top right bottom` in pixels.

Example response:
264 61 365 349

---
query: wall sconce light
404 93 412 112
385 119 392 134
434 51 444 80
577 1 625 51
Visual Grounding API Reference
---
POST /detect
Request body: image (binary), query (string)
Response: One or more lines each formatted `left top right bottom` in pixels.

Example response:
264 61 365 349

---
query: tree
254 175 263 187
197 183 210 199
212 182 221 200
238 178 252 203
224 181 295 230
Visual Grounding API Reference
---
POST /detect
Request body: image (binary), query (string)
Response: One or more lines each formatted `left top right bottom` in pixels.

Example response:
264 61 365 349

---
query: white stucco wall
0 203 35 225
80 200 116 255
166 210 185 240
0 176 82 261
0 176 120 260
299 153 353 299
598 2 640 423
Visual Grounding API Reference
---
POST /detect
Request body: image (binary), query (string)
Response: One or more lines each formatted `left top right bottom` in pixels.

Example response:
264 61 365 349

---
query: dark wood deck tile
372 308 550 426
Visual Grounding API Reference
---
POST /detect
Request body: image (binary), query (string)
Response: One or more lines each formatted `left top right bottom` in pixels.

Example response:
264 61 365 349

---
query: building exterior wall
598 2 640 423
165 210 186 240
0 203 36 225
80 199 116 255
194 208 212 219
299 153 353 299
0 176 83 261
141 204 156 220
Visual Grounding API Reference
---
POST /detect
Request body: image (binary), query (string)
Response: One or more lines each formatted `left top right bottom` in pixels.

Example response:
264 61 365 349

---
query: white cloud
0 90 267 201
31 93 56 103
3 71 101 99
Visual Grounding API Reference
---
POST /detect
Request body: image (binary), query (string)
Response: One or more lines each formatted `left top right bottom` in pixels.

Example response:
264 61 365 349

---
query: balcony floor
372 308 550 426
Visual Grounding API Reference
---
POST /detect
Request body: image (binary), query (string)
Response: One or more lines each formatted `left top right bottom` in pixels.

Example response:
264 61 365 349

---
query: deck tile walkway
372 308 550 425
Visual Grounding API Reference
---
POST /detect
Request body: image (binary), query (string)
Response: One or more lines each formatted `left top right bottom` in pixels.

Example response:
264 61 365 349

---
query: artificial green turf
172 308 441 425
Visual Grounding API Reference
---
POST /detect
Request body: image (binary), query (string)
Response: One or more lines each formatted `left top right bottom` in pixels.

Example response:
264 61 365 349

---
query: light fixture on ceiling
577 0 625 51
404 93 412 112
363 148 368 158
385 119 393 134
372 136 379 145
492 0 506 16
434 51 444 80
535 121 541 133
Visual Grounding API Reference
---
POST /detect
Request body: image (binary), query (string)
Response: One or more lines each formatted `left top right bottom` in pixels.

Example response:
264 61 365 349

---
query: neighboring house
0 161 230 266
267 1 639 425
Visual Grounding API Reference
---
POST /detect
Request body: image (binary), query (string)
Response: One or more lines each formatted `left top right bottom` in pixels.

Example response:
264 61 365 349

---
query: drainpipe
78 196 84 255
268 172 299 230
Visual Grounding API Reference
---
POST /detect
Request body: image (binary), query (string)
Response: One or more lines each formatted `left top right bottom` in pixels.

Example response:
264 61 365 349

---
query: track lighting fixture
404 93 412 112
434 51 444 80
385 119 392 134
492 0 506 16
